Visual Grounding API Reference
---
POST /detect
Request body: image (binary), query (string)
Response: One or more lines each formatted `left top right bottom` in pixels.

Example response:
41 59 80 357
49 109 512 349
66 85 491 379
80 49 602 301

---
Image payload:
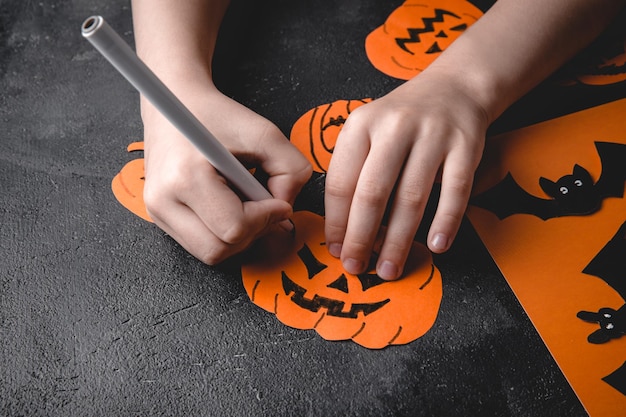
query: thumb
263 140 312 204
242 197 295 239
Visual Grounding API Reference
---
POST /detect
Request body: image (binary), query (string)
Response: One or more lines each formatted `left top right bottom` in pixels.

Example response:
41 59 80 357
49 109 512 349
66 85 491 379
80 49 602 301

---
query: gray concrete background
2 0 625 415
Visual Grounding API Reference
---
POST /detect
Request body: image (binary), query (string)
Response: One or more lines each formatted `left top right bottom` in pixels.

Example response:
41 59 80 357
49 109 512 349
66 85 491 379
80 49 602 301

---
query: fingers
143 128 296 265
260 128 313 204
325 105 483 281
141 92 310 266
375 147 440 280
426 148 481 254
163 201 291 265
145 168 293 264
326 133 442 280
325 112 421 278
324 120 378 273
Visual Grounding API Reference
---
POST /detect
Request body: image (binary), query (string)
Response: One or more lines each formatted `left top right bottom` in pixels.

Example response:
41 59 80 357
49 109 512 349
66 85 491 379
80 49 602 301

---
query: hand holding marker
81 16 274 203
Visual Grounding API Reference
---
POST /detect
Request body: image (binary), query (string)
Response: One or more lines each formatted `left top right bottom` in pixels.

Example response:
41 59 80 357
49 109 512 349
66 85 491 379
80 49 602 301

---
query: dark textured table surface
2 1 625 415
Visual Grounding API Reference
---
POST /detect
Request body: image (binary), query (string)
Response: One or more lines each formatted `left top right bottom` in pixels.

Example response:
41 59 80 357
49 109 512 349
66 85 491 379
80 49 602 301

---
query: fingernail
431 233 448 251
279 219 295 235
377 260 398 281
343 258 365 275
328 243 342 258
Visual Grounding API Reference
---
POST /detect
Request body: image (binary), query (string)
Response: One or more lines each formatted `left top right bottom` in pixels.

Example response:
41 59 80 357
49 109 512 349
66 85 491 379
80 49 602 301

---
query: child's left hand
324 69 489 280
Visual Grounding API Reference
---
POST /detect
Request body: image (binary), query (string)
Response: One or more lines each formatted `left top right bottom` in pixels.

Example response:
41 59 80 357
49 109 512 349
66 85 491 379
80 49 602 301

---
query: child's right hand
141 83 312 264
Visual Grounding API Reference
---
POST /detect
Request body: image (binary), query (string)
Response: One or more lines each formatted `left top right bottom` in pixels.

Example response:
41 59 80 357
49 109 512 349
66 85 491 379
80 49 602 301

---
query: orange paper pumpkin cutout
111 141 152 222
241 211 443 349
557 26 626 86
365 0 483 80
290 98 372 173
467 99 626 416
576 36 626 86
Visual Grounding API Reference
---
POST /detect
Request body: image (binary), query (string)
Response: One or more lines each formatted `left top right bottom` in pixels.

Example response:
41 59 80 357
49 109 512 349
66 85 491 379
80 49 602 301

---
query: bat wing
582 220 626 301
602 360 626 396
594 141 626 198
470 173 559 220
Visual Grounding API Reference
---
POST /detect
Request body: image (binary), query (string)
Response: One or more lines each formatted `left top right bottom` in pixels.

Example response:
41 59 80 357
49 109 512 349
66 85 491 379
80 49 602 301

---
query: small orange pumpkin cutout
241 211 443 349
290 98 372 173
111 141 152 222
571 37 626 86
365 0 483 80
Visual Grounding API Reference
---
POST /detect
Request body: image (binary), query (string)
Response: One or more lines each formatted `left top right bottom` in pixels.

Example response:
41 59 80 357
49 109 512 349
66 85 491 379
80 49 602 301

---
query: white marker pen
81 15 273 202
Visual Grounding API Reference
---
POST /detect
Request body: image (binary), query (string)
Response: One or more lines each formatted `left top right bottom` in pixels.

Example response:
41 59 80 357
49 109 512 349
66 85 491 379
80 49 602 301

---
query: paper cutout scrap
241 211 442 349
289 98 372 173
111 141 152 222
573 36 626 86
364 0 483 80
471 142 626 220
556 21 626 86
466 99 626 417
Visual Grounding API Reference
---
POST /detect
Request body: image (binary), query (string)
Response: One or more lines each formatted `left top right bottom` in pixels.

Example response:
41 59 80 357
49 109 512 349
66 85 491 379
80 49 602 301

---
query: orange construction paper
289 98 372 173
466 99 626 417
111 141 152 222
365 0 483 80
241 211 443 349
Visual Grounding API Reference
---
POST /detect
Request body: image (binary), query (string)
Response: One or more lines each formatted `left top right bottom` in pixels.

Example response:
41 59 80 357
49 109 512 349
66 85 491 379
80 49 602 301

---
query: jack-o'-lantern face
290 99 372 173
365 0 483 80
241 211 443 349
111 141 152 222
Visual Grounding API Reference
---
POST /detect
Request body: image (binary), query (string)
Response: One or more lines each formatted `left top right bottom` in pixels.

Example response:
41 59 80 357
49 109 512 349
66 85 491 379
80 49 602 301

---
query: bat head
539 164 599 214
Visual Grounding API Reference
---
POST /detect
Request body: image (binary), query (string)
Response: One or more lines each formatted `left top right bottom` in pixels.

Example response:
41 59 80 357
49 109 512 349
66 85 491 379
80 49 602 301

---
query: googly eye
606 323 615 330
604 313 612 318
560 186 569 194
574 180 583 187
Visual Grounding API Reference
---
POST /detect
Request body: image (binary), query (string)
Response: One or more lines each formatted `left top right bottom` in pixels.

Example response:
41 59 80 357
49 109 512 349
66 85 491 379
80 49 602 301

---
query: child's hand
324 70 489 280
141 84 312 264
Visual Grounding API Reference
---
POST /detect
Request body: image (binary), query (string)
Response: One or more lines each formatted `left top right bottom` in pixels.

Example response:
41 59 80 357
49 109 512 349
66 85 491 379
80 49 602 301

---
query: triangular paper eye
327 274 349 293
241 211 443 349
297 244 327 279
111 141 152 222
355 272 387 291
290 99 372 173
365 0 483 80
